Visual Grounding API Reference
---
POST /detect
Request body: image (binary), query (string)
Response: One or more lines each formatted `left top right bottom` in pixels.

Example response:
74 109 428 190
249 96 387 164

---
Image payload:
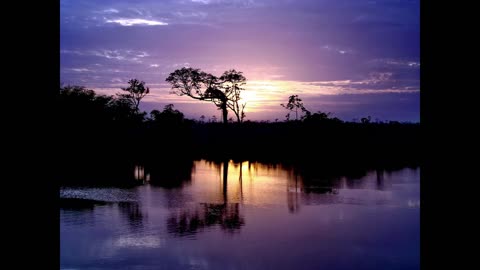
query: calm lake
60 159 420 270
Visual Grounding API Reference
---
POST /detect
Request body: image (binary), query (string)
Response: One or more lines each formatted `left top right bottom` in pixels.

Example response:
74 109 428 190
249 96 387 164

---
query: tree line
60 66 407 125
56 67 420 174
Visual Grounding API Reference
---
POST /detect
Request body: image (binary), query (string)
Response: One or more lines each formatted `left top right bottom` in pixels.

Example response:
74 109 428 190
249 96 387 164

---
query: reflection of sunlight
191 160 293 206
114 235 163 248
134 165 150 182
241 161 249 174
187 160 418 210
134 165 144 180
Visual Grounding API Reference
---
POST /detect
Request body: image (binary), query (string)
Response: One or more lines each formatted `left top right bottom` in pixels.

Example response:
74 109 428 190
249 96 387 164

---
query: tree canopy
281 95 310 121
166 67 247 124
117 79 150 113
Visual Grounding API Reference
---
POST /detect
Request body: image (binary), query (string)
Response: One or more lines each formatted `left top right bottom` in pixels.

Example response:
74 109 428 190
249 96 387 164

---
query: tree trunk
222 103 228 124
223 160 229 203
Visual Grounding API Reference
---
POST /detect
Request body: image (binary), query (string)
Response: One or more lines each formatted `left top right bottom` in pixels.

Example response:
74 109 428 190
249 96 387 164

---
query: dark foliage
56 85 419 186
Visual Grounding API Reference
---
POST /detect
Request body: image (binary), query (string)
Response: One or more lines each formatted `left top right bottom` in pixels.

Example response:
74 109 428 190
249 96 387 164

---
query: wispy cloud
407 61 420 68
62 49 150 63
247 79 418 98
129 8 144 16
322 45 354 55
191 0 212 4
60 49 83 55
171 62 191 68
105 18 168 26
135 51 149 58
111 78 123 83
360 72 393 85
173 11 207 19
189 0 260 7
70 68 92 72
102 8 119 14
368 58 420 69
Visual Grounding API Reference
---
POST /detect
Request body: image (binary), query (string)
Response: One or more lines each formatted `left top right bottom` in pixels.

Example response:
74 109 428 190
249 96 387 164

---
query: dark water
60 160 420 270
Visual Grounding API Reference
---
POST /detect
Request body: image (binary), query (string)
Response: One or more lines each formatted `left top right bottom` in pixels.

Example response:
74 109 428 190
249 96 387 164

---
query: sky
60 0 420 122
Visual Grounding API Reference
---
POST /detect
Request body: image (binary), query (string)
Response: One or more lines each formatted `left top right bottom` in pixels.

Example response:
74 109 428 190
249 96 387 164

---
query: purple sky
60 0 419 122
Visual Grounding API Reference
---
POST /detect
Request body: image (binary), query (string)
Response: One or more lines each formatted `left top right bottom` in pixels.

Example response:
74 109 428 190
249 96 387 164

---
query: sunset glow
61 0 419 122
60 2 421 267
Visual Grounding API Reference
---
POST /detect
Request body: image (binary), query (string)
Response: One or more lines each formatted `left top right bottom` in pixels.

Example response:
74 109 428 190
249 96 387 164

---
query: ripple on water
60 187 139 203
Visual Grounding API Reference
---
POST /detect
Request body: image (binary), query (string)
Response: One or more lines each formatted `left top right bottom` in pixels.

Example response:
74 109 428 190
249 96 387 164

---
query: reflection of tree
287 172 301 213
167 203 244 237
118 202 145 232
166 160 245 237
59 198 108 211
283 163 409 208
303 186 337 194
376 169 385 190
146 159 194 188
286 167 343 212
292 163 369 190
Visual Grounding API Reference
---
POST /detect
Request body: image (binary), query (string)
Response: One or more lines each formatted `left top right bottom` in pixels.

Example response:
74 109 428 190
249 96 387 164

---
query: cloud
408 61 420 67
173 11 207 18
136 52 149 58
111 78 123 83
191 0 212 4
368 58 420 69
322 45 354 55
70 68 91 72
171 62 191 68
102 8 119 14
189 0 260 7
268 72 418 96
60 49 83 55
360 72 393 85
62 49 150 63
129 8 144 16
105 18 168 26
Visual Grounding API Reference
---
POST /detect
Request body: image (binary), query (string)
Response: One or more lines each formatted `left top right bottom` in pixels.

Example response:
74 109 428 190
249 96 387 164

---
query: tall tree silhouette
281 95 310 121
220 70 247 123
117 79 150 113
166 67 247 124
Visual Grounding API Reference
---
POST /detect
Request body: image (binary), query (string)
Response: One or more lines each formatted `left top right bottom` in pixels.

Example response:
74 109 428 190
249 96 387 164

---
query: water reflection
167 203 244 237
60 198 109 211
118 202 146 232
61 160 418 224
61 160 420 270
133 165 150 183
146 159 195 189
167 160 246 236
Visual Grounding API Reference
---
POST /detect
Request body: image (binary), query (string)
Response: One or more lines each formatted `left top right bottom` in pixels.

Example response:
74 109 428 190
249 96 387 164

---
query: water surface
60 160 420 270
